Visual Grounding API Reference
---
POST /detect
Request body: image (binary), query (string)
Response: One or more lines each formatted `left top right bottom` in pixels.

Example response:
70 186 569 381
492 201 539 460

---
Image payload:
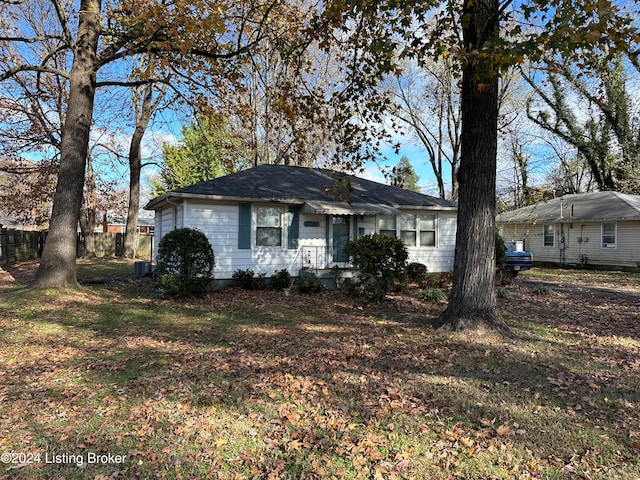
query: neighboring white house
497 191 640 269
144 164 458 281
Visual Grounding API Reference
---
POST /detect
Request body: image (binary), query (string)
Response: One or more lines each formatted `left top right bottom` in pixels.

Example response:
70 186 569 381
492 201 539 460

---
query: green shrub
270 269 292 290
343 233 408 302
534 284 553 296
419 287 448 304
156 228 215 296
232 269 266 290
497 287 512 299
495 229 508 270
296 275 324 294
406 262 428 284
422 271 453 289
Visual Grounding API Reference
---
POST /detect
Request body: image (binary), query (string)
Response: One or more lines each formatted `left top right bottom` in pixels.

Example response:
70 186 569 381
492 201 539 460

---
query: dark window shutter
288 206 301 249
238 203 251 249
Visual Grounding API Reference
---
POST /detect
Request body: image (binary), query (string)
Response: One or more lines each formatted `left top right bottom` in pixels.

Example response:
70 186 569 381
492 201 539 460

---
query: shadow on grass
3 269 639 478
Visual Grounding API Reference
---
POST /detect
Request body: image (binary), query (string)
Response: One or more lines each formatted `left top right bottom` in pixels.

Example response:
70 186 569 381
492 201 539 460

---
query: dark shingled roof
145 164 457 211
496 191 640 223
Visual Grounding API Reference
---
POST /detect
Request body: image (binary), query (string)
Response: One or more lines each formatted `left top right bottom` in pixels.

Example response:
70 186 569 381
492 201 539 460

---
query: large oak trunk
434 0 512 336
33 0 101 289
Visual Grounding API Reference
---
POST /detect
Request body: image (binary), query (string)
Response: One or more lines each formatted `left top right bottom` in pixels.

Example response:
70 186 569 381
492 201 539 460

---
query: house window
399 214 417 246
419 215 436 247
256 207 283 246
601 223 617 248
543 224 555 247
380 214 437 247
379 215 396 237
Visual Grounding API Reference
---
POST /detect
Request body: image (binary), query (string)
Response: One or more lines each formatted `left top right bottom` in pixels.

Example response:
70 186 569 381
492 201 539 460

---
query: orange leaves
495 424 512 437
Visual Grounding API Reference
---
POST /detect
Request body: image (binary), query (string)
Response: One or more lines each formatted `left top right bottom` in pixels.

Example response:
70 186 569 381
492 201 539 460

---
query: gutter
144 192 307 210
144 193 458 212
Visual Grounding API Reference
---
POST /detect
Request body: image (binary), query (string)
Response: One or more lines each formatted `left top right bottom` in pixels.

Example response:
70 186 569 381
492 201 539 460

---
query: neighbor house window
256 207 283 246
399 214 417 246
543 224 555 247
379 215 396 237
419 215 436 247
601 223 617 248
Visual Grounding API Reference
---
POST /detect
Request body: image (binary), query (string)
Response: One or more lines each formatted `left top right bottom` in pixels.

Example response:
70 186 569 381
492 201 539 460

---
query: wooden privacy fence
0 228 153 269
0 228 46 268
77 232 153 259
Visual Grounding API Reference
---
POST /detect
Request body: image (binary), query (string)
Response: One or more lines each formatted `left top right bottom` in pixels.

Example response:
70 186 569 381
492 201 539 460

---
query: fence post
0 227 7 267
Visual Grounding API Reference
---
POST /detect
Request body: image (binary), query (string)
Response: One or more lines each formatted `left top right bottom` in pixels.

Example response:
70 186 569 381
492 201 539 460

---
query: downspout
559 198 564 266
325 216 331 269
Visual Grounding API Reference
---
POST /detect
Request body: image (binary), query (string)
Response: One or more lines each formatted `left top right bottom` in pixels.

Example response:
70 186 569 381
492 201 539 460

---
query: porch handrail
297 245 353 272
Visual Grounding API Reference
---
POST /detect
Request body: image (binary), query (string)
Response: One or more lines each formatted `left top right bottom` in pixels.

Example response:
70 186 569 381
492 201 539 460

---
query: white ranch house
145 165 458 283
497 191 640 269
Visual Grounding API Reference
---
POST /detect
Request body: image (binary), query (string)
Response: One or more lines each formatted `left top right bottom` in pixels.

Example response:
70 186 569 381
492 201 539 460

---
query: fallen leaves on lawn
0 267 639 479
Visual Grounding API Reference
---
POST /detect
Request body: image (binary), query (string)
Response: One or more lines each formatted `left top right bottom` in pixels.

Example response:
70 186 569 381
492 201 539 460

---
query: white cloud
358 164 390 185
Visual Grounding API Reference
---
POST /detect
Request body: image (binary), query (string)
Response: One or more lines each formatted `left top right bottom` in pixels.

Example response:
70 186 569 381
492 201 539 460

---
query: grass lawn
0 260 638 479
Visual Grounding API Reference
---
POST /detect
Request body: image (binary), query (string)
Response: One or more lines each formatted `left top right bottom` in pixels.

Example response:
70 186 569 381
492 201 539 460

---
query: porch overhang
302 200 401 216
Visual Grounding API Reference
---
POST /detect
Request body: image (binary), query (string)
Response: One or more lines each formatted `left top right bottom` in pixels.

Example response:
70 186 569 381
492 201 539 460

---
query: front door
332 216 351 264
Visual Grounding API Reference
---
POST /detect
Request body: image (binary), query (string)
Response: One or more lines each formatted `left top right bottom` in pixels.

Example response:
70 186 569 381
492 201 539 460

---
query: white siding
500 220 640 268
154 206 178 261
184 202 243 278
182 203 330 279
406 211 457 273
152 201 459 278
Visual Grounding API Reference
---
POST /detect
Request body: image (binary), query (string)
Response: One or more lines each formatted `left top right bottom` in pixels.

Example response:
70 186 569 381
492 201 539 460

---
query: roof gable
497 191 640 223
145 164 457 211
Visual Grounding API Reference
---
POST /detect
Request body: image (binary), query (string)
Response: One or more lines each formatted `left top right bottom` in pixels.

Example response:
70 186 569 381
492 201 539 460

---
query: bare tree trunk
124 77 159 259
79 205 96 257
434 0 512 336
79 154 97 257
33 0 100 289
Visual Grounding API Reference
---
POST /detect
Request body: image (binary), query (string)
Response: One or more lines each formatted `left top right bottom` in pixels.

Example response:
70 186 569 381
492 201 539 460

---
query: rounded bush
406 262 428 284
343 233 408 301
156 228 215 296
232 269 266 290
296 275 324 294
270 269 292 290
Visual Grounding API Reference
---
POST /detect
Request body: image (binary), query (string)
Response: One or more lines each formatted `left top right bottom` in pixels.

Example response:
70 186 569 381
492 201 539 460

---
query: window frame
378 215 397 237
378 213 438 247
601 222 617 249
399 214 417 246
418 214 437 247
255 206 284 247
542 224 555 248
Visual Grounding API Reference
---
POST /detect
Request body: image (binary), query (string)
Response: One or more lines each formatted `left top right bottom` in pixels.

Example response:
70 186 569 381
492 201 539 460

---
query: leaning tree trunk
434 0 512 336
33 0 101 289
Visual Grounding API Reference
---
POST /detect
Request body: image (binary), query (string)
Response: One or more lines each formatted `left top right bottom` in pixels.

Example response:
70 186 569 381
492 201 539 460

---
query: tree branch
50 0 74 48
0 64 69 82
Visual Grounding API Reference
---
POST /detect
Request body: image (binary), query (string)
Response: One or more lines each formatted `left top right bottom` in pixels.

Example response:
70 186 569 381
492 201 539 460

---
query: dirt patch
0 260 38 287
